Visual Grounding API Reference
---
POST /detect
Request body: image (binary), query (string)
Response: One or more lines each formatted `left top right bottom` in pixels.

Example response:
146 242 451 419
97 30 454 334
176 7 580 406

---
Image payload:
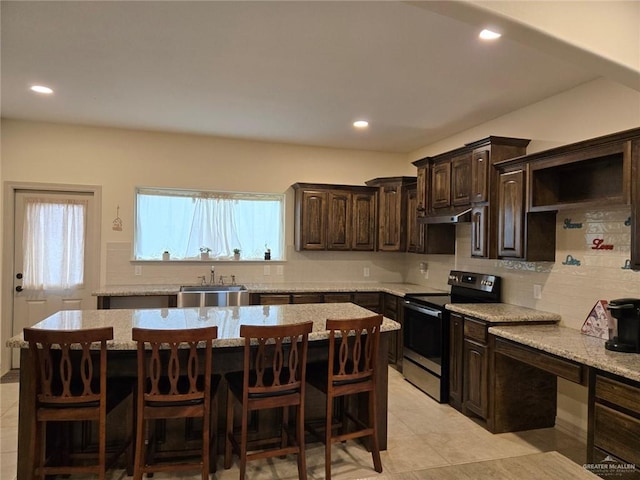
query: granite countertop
92 282 448 298
446 303 561 323
489 324 640 383
6 303 400 350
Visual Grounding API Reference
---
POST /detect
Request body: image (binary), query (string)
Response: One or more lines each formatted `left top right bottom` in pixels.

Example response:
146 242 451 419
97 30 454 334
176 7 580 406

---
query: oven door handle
404 301 443 318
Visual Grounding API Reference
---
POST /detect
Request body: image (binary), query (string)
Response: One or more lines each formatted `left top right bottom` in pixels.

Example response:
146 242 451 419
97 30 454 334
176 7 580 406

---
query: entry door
12 189 98 367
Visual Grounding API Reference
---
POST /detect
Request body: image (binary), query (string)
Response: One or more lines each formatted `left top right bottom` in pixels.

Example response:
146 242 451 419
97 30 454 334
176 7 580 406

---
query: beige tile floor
0 367 587 479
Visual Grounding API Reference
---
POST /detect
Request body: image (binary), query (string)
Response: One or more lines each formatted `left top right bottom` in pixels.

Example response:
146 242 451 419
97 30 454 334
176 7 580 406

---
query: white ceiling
1 1 600 153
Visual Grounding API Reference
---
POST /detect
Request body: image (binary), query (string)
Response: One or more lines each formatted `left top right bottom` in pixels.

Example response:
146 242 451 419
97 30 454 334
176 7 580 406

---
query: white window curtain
23 198 87 290
135 189 283 260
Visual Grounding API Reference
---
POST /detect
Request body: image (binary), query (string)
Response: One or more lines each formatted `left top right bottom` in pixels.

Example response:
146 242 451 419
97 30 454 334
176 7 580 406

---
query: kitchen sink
177 285 249 307
179 285 247 292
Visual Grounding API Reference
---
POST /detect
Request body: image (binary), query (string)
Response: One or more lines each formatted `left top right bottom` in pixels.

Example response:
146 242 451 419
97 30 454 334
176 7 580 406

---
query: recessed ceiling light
30 85 54 94
353 120 369 128
479 29 501 40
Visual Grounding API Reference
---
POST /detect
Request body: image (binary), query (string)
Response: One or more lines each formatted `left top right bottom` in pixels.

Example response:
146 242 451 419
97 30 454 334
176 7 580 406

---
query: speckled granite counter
92 282 447 298
446 303 561 323
6 303 400 350
489 324 640 383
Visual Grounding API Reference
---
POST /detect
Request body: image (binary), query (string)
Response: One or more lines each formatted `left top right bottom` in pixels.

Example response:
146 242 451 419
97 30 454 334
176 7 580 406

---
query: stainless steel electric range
402 270 501 403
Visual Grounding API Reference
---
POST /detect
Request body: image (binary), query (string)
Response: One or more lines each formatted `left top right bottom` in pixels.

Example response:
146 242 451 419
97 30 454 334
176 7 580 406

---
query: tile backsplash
406 205 639 330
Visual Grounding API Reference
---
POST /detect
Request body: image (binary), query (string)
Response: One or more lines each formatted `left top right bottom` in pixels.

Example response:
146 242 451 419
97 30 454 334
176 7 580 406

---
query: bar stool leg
224 387 234 470
325 393 333 480
296 404 307 480
370 389 382 472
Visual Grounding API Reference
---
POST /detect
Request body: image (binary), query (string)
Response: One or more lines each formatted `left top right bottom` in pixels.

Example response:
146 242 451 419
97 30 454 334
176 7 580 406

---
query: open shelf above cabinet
529 145 629 212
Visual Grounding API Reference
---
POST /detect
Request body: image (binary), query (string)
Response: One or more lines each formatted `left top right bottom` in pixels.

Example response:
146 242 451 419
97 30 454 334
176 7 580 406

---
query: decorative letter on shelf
591 238 614 250
562 254 581 266
563 218 583 229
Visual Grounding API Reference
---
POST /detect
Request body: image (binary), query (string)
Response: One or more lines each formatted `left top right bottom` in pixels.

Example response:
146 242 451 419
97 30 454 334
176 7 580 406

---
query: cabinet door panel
299 190 327 250
352 192 377 251
632 139 639 270
451 154 472 206
431 162 451 210
471 206 487 257
327 191 352 250
416 167 428 218
498 170 524 258
379 186 403 251
463 340 488 419
449 314 464 410
471 149 489 203
406 185 425 253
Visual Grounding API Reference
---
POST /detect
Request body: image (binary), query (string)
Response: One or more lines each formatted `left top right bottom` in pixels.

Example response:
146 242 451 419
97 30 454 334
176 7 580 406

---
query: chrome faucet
219 275 225 285
231 275 236 285
209 266 215 285
198 275 207 286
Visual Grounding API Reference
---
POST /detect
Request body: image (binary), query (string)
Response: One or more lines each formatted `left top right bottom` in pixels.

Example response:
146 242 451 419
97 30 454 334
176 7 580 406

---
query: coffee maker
606 298 640 353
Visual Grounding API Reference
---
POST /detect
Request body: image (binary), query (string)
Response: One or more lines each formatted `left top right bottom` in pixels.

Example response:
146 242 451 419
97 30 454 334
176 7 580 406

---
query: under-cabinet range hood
419 207 472 224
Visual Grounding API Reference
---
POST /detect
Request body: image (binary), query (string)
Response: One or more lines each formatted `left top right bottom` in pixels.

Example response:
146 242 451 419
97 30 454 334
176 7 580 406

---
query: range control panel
448 270 500 294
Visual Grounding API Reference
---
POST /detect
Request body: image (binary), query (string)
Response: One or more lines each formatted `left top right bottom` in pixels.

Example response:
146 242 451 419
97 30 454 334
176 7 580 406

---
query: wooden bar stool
306 314 383 480
24 326 133 480
132 325 220 480
224 321 313 480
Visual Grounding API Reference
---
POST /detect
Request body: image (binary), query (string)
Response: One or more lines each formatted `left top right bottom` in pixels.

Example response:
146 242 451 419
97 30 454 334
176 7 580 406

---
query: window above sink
133 187 285 261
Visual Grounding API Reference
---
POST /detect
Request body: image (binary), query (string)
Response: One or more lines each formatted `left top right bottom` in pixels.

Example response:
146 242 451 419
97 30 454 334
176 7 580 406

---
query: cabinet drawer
324 293 352 303
596 375 640 412
494 338 584 384
259 294 291 305
464 318 487 343
291 294 324 304
594 403 640 466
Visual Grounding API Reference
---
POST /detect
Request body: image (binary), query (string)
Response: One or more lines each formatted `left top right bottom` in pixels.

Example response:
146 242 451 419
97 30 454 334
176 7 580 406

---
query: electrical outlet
276 265 283 275
363 267 370 278
134 265 142 276
263 265 271 276
533 284 542 299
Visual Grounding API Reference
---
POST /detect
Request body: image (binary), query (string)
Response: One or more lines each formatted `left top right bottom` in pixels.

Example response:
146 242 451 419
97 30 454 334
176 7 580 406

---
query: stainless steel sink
180 285 246 292
177 285 249 307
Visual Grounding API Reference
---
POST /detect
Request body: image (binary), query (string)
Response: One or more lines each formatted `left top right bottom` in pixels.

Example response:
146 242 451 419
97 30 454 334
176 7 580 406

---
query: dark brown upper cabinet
413 136 530 258
451 153 472 206
495 128 640 267
632 138 640 270
366 177 416 252
431 160 452 210
293 183 377 252
497 169 525 258
405 183 425 253
471 149 489 204
295 188 327 250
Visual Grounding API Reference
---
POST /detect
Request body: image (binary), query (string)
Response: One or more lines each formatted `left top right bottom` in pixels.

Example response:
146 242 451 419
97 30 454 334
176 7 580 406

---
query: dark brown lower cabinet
463 339 489 419
451 316 559 433
448 313 464 411
589 371 640 478
383 294 403 370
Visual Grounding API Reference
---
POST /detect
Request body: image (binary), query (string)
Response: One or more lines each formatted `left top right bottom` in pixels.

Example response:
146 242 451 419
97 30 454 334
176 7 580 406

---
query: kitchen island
7 302 400 480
